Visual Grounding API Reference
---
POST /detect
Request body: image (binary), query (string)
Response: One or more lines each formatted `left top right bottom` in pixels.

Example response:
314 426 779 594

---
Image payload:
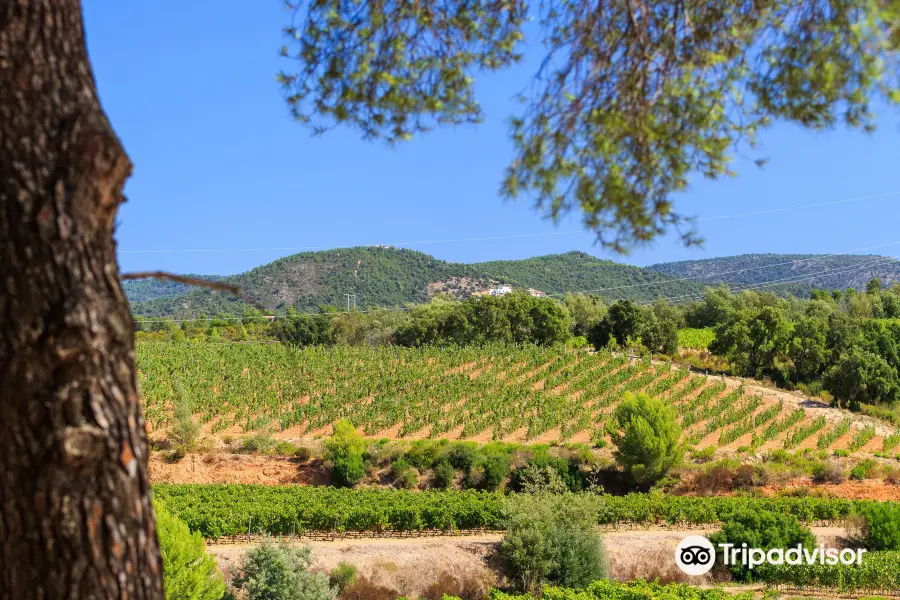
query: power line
646 255 900 305
695 190 900 222
542 239 900 298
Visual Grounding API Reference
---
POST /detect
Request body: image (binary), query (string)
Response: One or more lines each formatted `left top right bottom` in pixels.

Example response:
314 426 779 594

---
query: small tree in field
155 501 224 600
609 393 684 486
324 420 366 487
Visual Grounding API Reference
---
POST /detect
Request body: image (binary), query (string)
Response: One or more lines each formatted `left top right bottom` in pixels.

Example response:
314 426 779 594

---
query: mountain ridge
126 248 900 318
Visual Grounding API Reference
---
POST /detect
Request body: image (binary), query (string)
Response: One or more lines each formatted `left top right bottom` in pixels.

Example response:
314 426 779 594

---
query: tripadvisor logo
674 535 867 576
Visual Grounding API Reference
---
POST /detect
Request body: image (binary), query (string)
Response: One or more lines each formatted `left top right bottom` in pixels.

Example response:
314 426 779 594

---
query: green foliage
169 380 201 456
328 562 357 593
762 550 900 594
154 500 224 600
860 503 900 551
154 484 889 537
433 458 456 489
491 580 753 600
271 311 336 347
500 494 606 593
678 328 715 350
825 348 900 410
710 306 790 378
510 455 582 493
708 508 817 582
395 292 572 347
588 300 642 349
609 393 684 486
325 420 366 487
279 0 899 251
232 541 336 600
851 458 879 481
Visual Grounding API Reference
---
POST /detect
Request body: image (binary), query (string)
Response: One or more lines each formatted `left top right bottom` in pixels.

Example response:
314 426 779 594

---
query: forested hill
646 253 900 297
126 248 708 318
126 248 900 319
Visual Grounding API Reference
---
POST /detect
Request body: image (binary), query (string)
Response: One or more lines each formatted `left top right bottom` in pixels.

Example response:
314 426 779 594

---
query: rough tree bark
0 2 163 598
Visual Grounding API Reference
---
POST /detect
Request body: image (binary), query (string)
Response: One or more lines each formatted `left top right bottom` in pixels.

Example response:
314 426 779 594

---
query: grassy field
138 342 883 455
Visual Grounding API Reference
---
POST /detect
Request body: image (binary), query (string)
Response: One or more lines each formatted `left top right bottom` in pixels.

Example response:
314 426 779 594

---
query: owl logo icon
675 535 716 576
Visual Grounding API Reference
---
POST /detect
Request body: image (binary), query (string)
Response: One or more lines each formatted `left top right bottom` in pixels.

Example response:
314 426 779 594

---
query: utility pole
344 294 356 311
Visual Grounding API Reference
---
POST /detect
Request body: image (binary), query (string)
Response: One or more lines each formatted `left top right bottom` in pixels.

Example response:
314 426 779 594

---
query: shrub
329 562 357 593
420 571 487 600
406 440 442 469
155 500 224 600
708 509 816 582
325 420 366 487
480 453 511 491
732 465 757 489
433 458 456 489
812 460 847 484
232 541 336 600
511 455 582 493
693 467 733 495
609 393 684 486
338 574 398 600
241 431 276 455
295 446 313 461
275 441 299 456
689 446 716 463
447 442 479 471
169 380 201 456
391 459 418 489
500 494 606 594
850 458 879 480
511 463 570 494
859 503 900 550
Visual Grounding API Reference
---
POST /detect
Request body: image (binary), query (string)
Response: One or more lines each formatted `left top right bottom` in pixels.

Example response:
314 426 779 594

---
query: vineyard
153 484 873 538
138 342 881 454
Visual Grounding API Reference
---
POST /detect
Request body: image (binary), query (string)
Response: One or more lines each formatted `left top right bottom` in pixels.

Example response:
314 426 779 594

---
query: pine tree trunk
0 2 163 598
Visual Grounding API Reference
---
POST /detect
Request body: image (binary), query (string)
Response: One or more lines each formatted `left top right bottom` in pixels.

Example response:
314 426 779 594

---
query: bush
448 442 479 471
329 562 357 593
406 440 442 469
275 441 299 456
338 574 397 600
812 459 847 484
326 420 366 488
421 571 487 600
860 503 900 550
480 453 511 491
169 381 201 456
511 455 583 493
433 458 456 489
500 494 606 594
851 458 879 481
689 446 716 463
232 541 336 600
241 431 276 455
155 501 224 600
295 446 313 461
708 508 816 582
391 459 419 489
609 393 684 486
693 467 733 495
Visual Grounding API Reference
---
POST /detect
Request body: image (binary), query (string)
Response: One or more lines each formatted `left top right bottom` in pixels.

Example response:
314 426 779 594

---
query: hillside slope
127 248 706 318
127 248 900 319
646 253 900 296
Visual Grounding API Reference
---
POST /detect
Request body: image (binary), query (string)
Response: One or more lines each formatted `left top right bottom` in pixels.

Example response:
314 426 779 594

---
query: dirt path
209 527 848 598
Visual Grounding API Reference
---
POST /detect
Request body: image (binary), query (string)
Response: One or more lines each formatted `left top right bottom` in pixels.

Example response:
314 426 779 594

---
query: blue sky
84 1 900 276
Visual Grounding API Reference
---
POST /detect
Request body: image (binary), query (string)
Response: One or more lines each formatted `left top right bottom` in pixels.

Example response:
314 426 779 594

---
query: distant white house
489 286 513 296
